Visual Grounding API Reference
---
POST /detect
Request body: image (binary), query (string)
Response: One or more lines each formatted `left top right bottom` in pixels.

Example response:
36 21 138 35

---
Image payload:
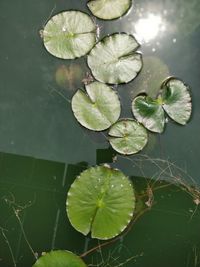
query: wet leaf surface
66 166 135 240
132 95 165 133
108 119 148 155
161 77 192 125
87 33 142 84
72 81 121 131
43 11 96 59
87 0 132 20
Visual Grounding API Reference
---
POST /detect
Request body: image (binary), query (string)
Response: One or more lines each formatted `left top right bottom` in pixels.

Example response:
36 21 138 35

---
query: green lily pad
33 250 87 267
42 11 96 59
108 119 148 155
71 81 121 131
132 95 165 133
66 166 135 240
87 0 132 20
161 77 192 125
87 33 142 84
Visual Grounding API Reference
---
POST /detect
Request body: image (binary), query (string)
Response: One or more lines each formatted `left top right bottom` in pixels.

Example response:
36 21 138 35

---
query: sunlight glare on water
134 13 166 43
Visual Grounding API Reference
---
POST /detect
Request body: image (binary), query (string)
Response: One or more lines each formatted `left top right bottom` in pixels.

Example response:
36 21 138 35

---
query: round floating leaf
161 78 192 125
108 119 148 155
66 166 135 240
87 33 142 84
72 81 121 131
33 250 87 267
132 95 165 133
42 11 96 59
87 0 132 20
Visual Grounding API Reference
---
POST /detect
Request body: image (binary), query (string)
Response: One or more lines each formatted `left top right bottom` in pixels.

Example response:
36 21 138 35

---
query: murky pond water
0 0 200 266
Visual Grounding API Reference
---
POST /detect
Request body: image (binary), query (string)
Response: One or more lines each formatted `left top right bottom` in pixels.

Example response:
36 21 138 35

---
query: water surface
0 0 200 266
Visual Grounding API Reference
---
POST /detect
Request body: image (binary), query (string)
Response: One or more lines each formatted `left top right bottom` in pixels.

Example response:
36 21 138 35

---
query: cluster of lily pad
42 6 192 155
34 1 192 266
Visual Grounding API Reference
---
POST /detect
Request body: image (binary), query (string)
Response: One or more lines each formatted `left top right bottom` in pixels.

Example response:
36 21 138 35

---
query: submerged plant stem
0 227 16 267
12 207 38 260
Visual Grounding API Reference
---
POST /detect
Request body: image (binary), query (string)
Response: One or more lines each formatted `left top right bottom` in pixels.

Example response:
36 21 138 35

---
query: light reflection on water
120 0 200 54
134 13 166 44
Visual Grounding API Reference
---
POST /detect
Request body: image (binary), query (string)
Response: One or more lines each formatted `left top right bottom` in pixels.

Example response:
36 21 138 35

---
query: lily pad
33 250 87 267
161 77 192 125
87 33 142 84
108 119 148 155
132 95 165 133
42 11 96 59
87 0 132 20
66 166 135 240
71 81 121 131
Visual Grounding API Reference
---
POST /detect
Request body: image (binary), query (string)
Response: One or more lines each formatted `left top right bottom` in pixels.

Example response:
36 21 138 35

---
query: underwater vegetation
55 64 85 90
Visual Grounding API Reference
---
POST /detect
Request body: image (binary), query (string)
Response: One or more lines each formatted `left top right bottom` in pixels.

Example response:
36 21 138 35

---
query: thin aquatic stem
12 207 37 260
80 207 149 259
0 227 16 267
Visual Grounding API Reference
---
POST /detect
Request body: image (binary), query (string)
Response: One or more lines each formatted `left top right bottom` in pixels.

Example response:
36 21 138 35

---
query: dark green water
0 0 200 266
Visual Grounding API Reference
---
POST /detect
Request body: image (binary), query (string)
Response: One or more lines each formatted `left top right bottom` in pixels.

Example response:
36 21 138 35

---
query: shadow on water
0 150 200 267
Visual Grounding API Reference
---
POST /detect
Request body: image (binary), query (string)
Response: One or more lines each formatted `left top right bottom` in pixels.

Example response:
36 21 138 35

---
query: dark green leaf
132 95 165 133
